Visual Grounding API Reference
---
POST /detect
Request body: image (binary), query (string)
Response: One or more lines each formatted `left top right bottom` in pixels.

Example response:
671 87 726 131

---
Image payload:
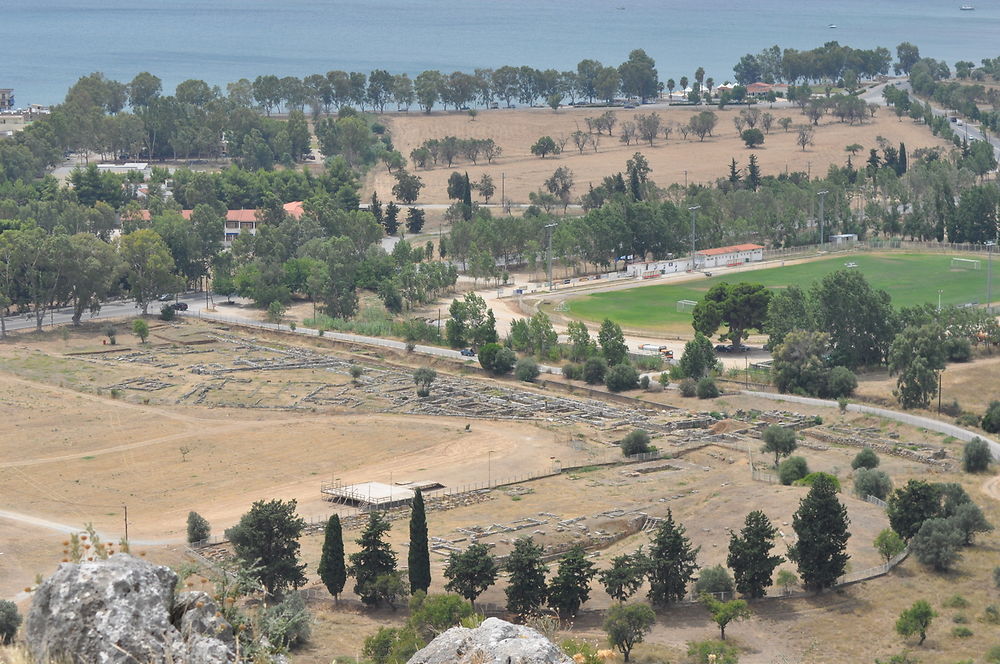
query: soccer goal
677 299 698 313
951 257 981 270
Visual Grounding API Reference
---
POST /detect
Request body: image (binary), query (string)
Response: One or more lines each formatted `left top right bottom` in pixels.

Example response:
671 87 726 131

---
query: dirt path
981 473 1000 502
0 509 177 545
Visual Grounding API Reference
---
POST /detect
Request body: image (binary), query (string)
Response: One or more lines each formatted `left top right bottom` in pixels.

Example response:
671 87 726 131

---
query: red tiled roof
134 209 258 222
283 201 304 218
746 82 772 92
697 244 765 256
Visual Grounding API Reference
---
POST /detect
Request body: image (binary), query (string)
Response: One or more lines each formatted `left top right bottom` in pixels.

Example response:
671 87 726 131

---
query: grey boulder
407 617 573 664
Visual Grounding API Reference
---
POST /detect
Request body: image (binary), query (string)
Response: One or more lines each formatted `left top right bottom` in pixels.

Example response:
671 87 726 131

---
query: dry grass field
1 319 997 664
370 104 954 205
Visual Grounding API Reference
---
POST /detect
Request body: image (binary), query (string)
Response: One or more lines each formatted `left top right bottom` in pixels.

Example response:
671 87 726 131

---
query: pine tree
318 514 346 600
897 142 907 175
728 157 742 188
349 511 397 606
370 191 383 225
228 499 307 596
647 509 699 606
747 154 761 191
504 537 547 617
787 474 851 591
547 545 597 618
444 542 499 604
408 489 431 594
406 207 425 234
461 172 473 221
727 510 783 598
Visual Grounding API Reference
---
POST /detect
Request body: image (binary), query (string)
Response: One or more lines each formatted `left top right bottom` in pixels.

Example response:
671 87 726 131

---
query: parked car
460 348 476 357
170 302 188 311
728 344 751 353
715 344 731 353
157 294 173 301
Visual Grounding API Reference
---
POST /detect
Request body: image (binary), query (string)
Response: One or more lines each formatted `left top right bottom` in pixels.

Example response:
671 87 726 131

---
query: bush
994 565 1000 588
963 437 992 473
851 448 879 470
679 377 697 397
956 412 981 428
261 592 312 650
605 364 639 392
694 565 735 595
160 305 175 321
985 605 1000 625
982 401 1000 433
562 363 582 380
478 343 502 372
853 468 892 500
639 375 650 389
632 354 664 371
911 517 964 571
621 430 652 456
696 377 720 399
515 357 540 382
952 626 973 638
186 511 211 544
793 472 841 491
583 356 608 384
944 336 972 362
778 456 809 485
493 347 516 375
658 372 670 387
827 366 858 398
0 599 21 645
941 399 963 417
687 639 740 664
943 594 969 609
987 645 1000 664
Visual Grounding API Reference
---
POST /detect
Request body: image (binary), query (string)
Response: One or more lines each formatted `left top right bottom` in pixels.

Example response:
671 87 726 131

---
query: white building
829 233 858 245
695 243 765 269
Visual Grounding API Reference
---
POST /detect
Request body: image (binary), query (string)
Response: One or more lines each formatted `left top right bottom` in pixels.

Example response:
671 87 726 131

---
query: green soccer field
564 253 993 333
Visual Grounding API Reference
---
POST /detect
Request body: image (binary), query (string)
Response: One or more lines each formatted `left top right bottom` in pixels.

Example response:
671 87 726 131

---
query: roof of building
697 243 765 256
283 201 304 218
137 209 259 222
746 82 773 92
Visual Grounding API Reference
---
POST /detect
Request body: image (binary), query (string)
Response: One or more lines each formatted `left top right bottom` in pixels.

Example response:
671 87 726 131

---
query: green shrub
679 377 697 397
639 375 650 389
583 356 608 384
952 613 968 623
994 566 1000 588
658 372 670 387
793 471 841 491
982 401 1000 433
987 645 1000 664
0 599 20 645
687 639 739 664
956 412 981 428
827 365 857 397
261 592 312 650
478 343 503 372
941 399 963 417
160 305 175 321
983 604 1000 624
778 456 809 485
605 364 639 392
186 511 210 544
562 363 582 381
952 626 973 638
621 430 652 456
515 357 540 382
853 468 892 500
694 565 735 595
963 437 992 473
944 336 972 362
632 354 663 371
851 448 879 470
943 594 969 609
696 377 720 399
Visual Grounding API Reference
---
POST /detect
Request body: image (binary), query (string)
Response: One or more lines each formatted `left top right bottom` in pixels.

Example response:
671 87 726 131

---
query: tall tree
727 510 783 599
504 537 547 618
647 509 699 606
547 545 597 618
600 548 649 603
349 512 397 606
444 543 499 604
887 480 942 540
888 323 946 409
318 514 346 601
787 475 851 591
408 489 431 594
228 499 307 596
118 229 182 315
598 318 629 366
810 270 895 369
604 603 656 663
692 282 771 345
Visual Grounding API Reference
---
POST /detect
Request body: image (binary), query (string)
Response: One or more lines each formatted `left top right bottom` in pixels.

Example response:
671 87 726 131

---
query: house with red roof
695 243 764 269
133 201 306 247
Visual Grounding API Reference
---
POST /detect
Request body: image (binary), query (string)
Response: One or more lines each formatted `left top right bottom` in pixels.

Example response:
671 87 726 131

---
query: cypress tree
647 509 700 606
408 489 431 594
505 537 548 617
318 514 346 601
787 474 851 591
727 510 783 598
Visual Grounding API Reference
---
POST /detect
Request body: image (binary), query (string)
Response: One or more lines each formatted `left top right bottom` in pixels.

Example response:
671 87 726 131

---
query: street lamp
544 223 557 291
488 449 495 487
688 205 701 270
817 190 829 247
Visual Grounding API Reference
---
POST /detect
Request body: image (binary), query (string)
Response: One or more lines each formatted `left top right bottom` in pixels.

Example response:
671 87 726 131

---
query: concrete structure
0 89 13 111
321 480 443 510
830 233 858 245
98 162 150 176
695 243 764 269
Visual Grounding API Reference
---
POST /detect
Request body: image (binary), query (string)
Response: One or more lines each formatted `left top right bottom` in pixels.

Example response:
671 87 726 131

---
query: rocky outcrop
26 554 235 664
407 617 572 664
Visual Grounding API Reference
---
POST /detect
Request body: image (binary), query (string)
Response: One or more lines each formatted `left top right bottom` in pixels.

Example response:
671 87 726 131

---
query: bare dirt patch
371 106 953 204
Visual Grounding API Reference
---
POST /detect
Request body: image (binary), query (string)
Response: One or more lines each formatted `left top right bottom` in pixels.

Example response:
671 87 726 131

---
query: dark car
170 302 188 311
728 344 751 353
460 348 476 357
715 344 731 353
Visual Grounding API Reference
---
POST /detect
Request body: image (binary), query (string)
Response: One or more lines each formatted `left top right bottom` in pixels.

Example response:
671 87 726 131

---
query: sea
3 0 1000 107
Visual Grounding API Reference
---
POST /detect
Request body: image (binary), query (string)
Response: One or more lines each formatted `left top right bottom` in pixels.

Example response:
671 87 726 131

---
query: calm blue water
4 0 1000 106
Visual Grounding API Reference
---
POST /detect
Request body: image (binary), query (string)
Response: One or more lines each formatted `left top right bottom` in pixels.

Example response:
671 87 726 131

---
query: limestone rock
407 617 572 664
26 554 235 664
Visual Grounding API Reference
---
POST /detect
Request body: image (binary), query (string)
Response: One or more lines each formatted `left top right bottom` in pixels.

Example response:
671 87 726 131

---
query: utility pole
817 190 829 247
501 172 506 212
688 205 700 270
544 223 557 290
123 504 128 542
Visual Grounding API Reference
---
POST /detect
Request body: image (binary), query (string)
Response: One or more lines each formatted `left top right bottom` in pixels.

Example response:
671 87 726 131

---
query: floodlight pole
689 205 700 270
937 289 943 312
987 240 995 312
817 190 829 247
544 223 557 291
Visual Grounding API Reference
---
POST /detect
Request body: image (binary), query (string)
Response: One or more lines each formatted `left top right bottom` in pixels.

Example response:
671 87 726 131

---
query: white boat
827 23 837 28
960 4 974 10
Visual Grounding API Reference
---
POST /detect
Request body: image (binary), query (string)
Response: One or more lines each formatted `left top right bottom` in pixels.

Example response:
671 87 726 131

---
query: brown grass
369 105 954 205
